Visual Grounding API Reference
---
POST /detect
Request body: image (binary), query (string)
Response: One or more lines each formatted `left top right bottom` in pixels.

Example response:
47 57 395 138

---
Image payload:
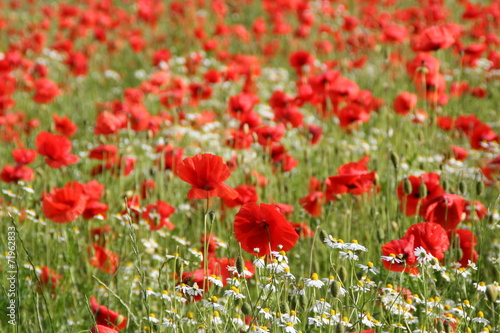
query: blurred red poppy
397 173 445 216
33 78 61 104
52 114 78 137
326 156 377 198
142 200 176 230
35 131 78 168
88 244 119 274
222 185 258 208
90 325 118 333
405 222 449 261
419 194 466 231
234 202 299 256
42 181 87 223
90 297 127 330
176 154 238 200
381 235 419 275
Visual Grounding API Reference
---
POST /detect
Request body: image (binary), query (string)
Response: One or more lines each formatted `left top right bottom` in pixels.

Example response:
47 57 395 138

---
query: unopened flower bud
419 181 428 198
476 179 485 196
241 302 252 315
338 266 347 283
458 181 467 194
330 281 340 298
486 284 498 303
236 256 245 275
390 150 399 170
403 178 412 195
441 179 449 192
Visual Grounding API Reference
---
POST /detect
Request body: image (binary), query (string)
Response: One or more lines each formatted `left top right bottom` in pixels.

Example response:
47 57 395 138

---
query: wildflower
224 286 246 299
472 311 490 325
339 250 359 261
305 273 325 288
357 262 380 275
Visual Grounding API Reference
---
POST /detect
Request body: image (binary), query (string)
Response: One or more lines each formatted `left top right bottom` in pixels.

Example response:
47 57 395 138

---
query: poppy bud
436 320 444 331
335 324 345 333
391 221 399 232
289 296 298 310
319 229 329 244
377 228 385 242
403 178 412 195
236 256 245 275
458 181 467 194
330 281 340 298
476 179 484 196
338 266 347 283
419 181 428 198
441 179 449 192
209 211 216 224
390 150 399 170
175 258 184 276
241 302 252 315
417 130 424 142
298 294 307 310
116 315 126 326
486 284 498 303
444 322 453 333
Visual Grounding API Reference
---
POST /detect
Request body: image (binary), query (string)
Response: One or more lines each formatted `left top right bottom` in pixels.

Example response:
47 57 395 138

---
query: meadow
0 0 499 332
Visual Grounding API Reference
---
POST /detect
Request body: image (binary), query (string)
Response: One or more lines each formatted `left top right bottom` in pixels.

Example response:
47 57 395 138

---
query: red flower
90 297 127 330
450 146 468 161
393 92 417 115
234 202 299 256
469 123 498 150
453 229 478 267
411 25 456 52
90 325 119 333
94 111 123 135
255 123 286 146
12 148 37 165
326 156 377 198
52 114 78 137
35 131 78 168
405 222 449 261
88 244 119 274
397 173 445 216
142 200 176 230
33 78 61 104
289 50 314 76
292 222 315 238
42 181 87 223
381 235 419 275
176 154 238 200
1 165 34 183
222 185 258 208
419 194 466 231
38 266 62 290
89 145 119 160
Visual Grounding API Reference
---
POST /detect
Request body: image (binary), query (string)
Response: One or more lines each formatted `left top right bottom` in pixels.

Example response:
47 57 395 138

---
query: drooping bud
390 150 399 170
419 181 428 198
403 178 412 195
486 284 498 303
476 179 485 196
458 181 467 194
338 266 347 283
236 256 245 276
241 302 252 315
330 281 340 298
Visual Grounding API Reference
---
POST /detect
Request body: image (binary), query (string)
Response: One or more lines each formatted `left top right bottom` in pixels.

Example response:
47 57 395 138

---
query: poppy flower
469 123 498 150
89 145 119 160
52 114 78 137
419 194 466 231
411 25 456 52
12 148 37 165
42 181 87 223
176 154 238 200
453 229 478 267
38 266 62 291
222 185 258 208
397 172 445 216
405 222 449 261
142 200 176 230
289 50 314 76
450 146 468 161
94 111 123 135
90 325 119 333
1 165 34 183
292 222 315 238
393 92 417 115
255 123 286 146
381 235 419 275
36 131 79 168
234 202 299 256
90 297 127 330
33 78 61 104
464 200 487 221
326 156 377 198
88 244 119 274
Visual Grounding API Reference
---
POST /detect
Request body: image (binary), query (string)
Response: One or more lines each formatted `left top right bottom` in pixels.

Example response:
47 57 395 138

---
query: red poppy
52 114 78 137
222 185 258 208
94 111 123 135
419 194 466 231
1 165 34 183
338 103 370 129
405 222 449 261
176 154 238 200
38 266 62 290
397 173 445 216
381 235 419 275
292 222 315 238
88 244 119 274
450 146 468 161
42 181 87 223
142 200 176 230
33 78 61 104
469 123 498 150
90 325 119 333
299 191 324 217
464 200 487 221
12 148 37 165
411 25 456 52
65 51 88 76
234 202 299 256
453 229 478 267
393 92 417 115
90 297 127 330
89 145 119 160
307 124 323 145
255 123 286 146
326 156 377 198
289 50 314 76
35 131 78 168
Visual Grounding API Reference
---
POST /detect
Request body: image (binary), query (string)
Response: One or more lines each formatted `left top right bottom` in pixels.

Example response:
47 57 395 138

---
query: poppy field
1 0 500 332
